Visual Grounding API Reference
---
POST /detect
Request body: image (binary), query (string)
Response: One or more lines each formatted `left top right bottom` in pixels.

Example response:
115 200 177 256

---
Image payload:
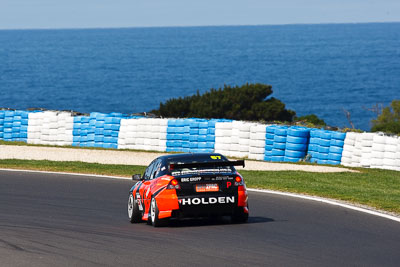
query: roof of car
157 153 226 162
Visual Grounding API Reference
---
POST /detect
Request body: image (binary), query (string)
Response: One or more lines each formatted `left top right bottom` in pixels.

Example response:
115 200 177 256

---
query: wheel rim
128 195 133 218
151 198 156 223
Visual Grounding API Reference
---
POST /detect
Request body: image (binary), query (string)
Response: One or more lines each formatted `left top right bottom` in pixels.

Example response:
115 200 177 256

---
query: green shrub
294 114 326 127
371 100 400 135
151 83 296 122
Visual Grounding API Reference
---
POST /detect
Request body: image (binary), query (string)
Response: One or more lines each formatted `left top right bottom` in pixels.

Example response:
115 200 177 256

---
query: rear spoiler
169 160 245 171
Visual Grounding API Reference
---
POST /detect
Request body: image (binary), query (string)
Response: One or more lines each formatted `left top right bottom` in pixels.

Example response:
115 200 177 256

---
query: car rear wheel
128 194 142 223
231 206 249 223
149 197 168 227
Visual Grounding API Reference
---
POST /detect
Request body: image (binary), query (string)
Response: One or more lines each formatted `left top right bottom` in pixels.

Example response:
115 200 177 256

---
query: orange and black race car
127 153 249 227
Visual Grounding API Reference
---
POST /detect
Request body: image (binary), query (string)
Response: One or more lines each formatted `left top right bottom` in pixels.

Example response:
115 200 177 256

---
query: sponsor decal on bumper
178 196 235 205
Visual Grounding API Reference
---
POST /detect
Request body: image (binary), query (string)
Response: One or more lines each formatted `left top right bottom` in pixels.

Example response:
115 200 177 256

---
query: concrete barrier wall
0 109 399 171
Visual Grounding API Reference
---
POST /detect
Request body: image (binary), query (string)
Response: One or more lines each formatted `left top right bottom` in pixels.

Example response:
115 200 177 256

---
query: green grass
0 159 146 177
0 159 399 215
242 169 400 214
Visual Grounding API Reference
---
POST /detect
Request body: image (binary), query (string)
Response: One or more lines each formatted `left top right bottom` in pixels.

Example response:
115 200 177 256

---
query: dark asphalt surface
1 170 399 266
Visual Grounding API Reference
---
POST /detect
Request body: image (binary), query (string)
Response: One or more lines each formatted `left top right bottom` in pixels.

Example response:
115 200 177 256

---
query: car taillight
235 175 244 186
167 178 181 190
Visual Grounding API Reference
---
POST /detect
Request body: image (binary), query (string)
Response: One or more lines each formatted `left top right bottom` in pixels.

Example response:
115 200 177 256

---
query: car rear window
167 154 234 176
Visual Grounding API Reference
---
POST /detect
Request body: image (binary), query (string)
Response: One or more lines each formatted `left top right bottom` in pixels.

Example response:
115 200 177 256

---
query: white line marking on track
1 168 399 223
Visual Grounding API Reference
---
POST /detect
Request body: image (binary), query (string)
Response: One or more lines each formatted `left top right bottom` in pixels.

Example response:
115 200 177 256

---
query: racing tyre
128 194 142 223
231 206 249 224
149 197 168 227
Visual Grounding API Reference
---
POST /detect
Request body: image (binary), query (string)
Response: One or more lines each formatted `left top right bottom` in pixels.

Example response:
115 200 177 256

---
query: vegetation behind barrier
152 83 296 122
371 100 400 135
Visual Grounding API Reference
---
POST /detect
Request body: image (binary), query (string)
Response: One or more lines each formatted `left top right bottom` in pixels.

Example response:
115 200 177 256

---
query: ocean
0 23 399 130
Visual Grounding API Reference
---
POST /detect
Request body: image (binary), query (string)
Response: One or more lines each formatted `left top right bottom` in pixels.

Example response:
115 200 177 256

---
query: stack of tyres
0 110 4 139
153 118 168 152
11 110 29 142
166 118 216 153
117 117 167 151
316 130 331 164
370 135 386 169
248 124 267 160
350 133 363 167
383 136 399 170
340 132 358 167
196 120 215 153
72 113 121 149
166 119 186 152
188 119 200 152
308 129 319 163
264 125 277 161
236 122 252 158
327 131 346 165
206 120 216 153
284 127 310 162
2 111 15 141
74 116 89 147
214 121 233 156
271 126 288 162
27 111 43 144
180 119 191 153
229 121 242 158
28 111 58 145
11 111 21 141
359 133 375 167
51 112 74 146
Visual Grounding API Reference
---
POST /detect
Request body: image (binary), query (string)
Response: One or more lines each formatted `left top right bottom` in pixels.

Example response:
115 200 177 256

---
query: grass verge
0 159 399 215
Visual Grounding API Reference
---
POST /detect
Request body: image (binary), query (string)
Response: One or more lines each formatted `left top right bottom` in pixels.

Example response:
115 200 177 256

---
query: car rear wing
169 160 245 172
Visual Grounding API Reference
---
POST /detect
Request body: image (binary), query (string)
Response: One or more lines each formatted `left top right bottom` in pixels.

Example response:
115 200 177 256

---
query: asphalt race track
1 170 399 266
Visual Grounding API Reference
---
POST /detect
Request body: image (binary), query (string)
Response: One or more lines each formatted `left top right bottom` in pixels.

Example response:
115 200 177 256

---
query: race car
127 153 249 227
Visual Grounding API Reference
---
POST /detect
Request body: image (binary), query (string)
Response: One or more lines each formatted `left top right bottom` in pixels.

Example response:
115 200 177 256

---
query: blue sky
0 0 399 29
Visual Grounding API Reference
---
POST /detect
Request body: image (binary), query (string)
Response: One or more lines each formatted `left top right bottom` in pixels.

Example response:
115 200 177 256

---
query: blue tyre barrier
274 135 287 143
266 139 273 145
274 128 287 136
327 160 340 165
318 146 330 153
273 142 286 150
320 131 332 139
330 139 344 147
285 150 306 158
319 153 329 160
331 132 346 140
266 126 276 134
271 149 285 156
318 139 331 147
287 128 310 138
286 135 308 144
271 156 284 162
266 133 274 139
329 146 343 154
264 145 273 151
328 153 342 161
284 156 301 162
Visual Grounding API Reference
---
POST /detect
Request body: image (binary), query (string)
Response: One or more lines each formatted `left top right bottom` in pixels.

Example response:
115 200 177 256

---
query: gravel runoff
0 145 356 173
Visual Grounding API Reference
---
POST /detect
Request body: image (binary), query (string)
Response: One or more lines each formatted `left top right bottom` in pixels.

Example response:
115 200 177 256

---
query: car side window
143 160 156 180
150 159 163 179
157 160 169 177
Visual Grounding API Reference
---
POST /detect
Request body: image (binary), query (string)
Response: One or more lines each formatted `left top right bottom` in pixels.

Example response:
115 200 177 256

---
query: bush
371 100 400 134
151 83 296 122
294 114 326 127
